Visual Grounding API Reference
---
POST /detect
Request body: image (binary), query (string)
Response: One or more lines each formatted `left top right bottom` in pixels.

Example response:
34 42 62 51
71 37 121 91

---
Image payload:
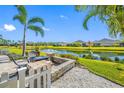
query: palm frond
13 15 26 24
75 5 87 12
75 5 81 12
27 25 44 37
28 17 45 25
75 5 124 37
14 5 27 24
15 5 27 17
106 16 122 37
83 11 97 30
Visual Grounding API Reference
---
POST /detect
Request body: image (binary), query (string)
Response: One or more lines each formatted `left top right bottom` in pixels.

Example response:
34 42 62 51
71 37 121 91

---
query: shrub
35 46 40 52
83 54 97 60
114 57 120 62
35 46 40 56
82 54 86 58
59 54 78 60
84 54 93 59
100 56 107 61
100 56 113 62
107 58 113 62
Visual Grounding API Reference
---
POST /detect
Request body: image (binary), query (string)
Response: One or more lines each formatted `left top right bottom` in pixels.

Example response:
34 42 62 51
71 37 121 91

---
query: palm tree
0 34 3 39
75 5 124 37
13 5 45 57
87 41 93 48
87 41 93 55
0 35 9 46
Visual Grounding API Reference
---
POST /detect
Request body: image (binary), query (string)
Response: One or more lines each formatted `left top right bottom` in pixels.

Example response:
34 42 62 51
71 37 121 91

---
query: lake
41 49 124 61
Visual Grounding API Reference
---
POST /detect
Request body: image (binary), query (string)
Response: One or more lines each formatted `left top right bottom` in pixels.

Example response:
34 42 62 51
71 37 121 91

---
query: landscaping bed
51 57 76 82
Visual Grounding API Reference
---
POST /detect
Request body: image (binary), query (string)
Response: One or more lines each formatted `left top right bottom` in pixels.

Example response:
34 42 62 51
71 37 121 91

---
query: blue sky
0 5 117 42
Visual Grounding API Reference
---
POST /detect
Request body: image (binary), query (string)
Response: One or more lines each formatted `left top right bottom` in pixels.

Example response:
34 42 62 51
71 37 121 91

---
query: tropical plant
59 54 79 61
72 42 82 47
35 46 40 56
100 56 113 62
13 5 45 56
114 57 120 62
87 41 93 48
0 35 8 46
75 5 124 37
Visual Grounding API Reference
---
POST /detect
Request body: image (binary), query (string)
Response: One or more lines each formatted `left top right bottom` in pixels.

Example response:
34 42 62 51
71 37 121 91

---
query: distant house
82 43 87 47
93 38 120 47
93 43 101 47
119 42 124 47
58 42 68 46
100 43 114 47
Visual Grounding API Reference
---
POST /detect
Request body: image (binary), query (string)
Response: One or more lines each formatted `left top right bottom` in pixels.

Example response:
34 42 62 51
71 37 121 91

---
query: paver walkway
51 67 122 88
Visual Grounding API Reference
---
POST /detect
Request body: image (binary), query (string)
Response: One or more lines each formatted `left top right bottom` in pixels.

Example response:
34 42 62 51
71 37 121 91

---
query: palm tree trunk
22 25 26 57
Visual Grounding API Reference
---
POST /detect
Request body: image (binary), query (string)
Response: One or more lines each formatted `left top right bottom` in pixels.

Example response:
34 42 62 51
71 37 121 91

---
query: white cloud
3 24 16 31
42 26 50 31
60 15 68 19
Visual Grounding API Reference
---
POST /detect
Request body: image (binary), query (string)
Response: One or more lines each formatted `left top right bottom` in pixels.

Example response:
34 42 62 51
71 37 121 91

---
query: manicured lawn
0 47 46 56
78 58 124 86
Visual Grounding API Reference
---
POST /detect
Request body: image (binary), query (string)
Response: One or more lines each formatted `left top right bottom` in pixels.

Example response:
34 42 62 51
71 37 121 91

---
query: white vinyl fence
0 66 51 88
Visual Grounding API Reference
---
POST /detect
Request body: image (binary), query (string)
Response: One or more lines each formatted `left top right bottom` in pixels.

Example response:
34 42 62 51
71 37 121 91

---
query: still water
41 49 124 60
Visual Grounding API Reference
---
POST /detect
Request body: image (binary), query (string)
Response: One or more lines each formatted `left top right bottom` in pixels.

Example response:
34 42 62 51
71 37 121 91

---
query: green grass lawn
78 58 124 86
0 46 46 56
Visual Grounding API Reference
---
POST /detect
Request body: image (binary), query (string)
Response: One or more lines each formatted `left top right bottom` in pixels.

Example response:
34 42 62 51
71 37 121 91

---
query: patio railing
0 66 51 88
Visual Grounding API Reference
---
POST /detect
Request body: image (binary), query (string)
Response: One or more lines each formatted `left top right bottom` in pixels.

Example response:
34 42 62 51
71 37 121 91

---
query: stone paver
52 67 123 88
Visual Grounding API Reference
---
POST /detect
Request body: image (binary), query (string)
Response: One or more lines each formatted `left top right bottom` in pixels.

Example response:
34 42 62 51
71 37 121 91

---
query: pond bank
41 49 124 61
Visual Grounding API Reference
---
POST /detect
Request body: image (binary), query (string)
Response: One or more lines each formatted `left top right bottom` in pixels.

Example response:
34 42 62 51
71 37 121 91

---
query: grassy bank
0 46 124 55
78 58 124 86
37 46 124 53
1 46 124 53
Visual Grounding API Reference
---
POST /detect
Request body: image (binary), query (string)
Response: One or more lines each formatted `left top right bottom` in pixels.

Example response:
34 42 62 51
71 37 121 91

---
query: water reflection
41 49 124 61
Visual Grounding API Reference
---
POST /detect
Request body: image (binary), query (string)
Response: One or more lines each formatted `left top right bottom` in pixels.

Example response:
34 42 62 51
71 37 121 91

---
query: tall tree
13 5 45 56
75 5 124 37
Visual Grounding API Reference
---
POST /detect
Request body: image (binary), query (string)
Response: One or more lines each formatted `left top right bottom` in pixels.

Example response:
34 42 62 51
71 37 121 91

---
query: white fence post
43 66 47 88
29 69 35 88
46 69 51 88
0 65 51 88
18 67 27 88
37 67 41 88
25 66 51 88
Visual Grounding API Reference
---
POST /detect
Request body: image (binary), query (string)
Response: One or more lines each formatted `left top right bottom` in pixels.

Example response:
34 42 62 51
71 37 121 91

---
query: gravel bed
51 67 123 88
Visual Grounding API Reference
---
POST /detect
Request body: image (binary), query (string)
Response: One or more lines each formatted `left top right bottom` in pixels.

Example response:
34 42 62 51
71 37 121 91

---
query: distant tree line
26 41 83 47
0 35 18 46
